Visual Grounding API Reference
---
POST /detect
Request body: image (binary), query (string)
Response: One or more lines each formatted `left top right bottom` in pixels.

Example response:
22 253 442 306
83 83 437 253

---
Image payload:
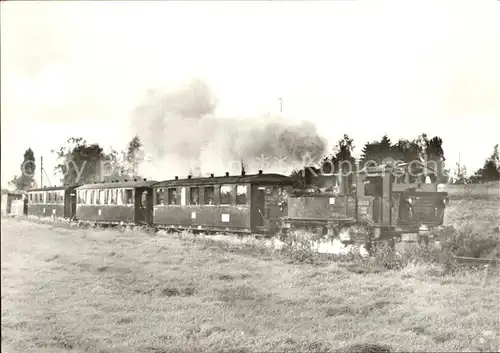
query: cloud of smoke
130 79 326 180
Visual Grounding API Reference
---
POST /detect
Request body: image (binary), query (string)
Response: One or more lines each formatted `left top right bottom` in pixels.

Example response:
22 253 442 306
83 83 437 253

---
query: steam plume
130 79 326 179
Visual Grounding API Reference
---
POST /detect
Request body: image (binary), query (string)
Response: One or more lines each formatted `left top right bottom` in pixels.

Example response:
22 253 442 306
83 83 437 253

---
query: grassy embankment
1 214 499 353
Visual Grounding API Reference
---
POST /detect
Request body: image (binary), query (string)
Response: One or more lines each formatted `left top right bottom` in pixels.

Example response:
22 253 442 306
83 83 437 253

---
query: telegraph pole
279 98 283 113
41 156 43 187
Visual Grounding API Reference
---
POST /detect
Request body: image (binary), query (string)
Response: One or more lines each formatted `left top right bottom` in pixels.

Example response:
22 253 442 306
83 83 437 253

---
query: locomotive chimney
143 178 147 181
210 173 214 177
188 175 192 179
175 176 178 180
258 170 263 175
225 172 229 176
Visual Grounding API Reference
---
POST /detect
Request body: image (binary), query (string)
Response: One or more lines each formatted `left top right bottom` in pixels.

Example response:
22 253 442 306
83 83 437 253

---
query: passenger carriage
1 191 26 217
26 186 79 219
75 179 157 225
151 171 294 234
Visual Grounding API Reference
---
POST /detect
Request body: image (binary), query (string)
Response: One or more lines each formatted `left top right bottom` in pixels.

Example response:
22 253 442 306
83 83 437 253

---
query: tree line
7 136 145 191
6 133 500 191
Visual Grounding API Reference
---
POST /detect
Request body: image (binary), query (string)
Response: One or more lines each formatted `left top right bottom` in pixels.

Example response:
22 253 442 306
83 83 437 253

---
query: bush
438 225 500 259
280 230 318 264
350 242 459 275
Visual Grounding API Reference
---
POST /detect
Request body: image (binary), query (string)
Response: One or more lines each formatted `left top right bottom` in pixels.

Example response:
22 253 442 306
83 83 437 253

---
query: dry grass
440 197 500 258
2 217 499 353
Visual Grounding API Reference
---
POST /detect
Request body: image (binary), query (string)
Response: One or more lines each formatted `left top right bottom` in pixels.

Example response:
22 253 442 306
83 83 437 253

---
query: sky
1 0 499 187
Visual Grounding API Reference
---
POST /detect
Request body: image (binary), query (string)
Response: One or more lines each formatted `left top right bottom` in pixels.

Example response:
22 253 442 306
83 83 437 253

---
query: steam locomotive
21 162 448 250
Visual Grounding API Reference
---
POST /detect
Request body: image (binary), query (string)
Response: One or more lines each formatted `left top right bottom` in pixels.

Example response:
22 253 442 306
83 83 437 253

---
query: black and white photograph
1 1 499 352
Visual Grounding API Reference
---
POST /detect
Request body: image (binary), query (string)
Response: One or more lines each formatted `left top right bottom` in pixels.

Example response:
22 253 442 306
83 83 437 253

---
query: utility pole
279 98 283 114
41 156 43 187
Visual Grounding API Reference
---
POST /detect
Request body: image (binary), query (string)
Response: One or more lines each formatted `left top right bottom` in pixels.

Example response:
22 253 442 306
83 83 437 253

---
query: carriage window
168 188 177 205
180 187 187 206
34 194 37 202
124 189 133 204
219 185 232 205
156 188 165 205
29 193 33 202
40 193 45 203
190 187 199 205
204 186 214 205
108 189 115 205
236 185 247 205
90 190 95 204
99 190 106 205
117 189 124 205
47 192 52 203
95 190 101 204
78 191 84 204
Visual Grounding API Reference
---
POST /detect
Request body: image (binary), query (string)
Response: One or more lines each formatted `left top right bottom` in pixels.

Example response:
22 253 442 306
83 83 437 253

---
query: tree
125 135 144 176
470 144 500 183
452 162 469 185
52 138 108 185
9 148 36 190
359 134 395 168
392 139 421 164
289 168 307 189
420 135 447 183
322 134 357 189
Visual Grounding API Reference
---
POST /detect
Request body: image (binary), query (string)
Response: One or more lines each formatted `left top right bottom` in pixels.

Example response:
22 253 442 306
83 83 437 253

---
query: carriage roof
76 180 158 190
152 173 293 188
27 185 79 192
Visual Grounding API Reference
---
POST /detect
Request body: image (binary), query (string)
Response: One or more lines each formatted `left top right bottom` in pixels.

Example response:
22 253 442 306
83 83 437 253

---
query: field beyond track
1 217 499 353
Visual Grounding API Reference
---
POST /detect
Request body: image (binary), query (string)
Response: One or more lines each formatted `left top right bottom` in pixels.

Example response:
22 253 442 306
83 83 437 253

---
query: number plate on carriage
358 200 369 206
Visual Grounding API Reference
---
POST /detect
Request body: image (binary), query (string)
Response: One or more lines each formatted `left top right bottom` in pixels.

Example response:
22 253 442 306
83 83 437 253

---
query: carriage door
135 188 150 223
253 186 266 228
66 189 76 218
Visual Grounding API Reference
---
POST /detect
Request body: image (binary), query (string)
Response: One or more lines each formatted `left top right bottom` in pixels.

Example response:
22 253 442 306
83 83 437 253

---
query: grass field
1 217 499 353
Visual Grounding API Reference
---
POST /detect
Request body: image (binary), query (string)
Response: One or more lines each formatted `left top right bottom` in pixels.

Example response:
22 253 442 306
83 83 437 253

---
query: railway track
453 256 498 266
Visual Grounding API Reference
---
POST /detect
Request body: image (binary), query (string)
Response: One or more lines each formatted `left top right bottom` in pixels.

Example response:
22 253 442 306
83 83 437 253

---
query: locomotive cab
358 163 448 241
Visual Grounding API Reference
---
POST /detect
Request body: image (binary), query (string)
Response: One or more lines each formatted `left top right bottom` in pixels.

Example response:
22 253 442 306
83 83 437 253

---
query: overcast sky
1 0 499 187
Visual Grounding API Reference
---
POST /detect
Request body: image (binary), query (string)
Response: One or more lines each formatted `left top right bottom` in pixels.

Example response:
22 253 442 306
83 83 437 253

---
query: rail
453 256 498 266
